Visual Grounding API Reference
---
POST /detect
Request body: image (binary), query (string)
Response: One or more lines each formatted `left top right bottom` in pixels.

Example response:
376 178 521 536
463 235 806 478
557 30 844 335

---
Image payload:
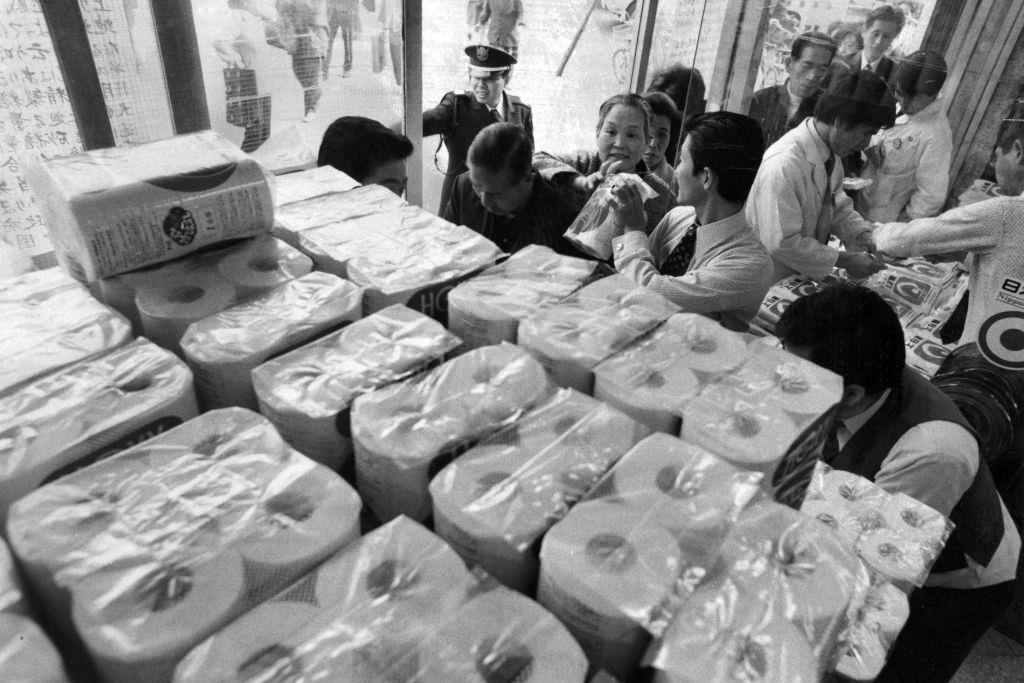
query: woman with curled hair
533 93 674 235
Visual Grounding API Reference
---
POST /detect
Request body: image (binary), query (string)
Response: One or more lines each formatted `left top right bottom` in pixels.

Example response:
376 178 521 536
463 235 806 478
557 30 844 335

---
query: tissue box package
0 269 132 396
27 130 274 282
271 165 360 207
0 613 69 682
6 408 362 683
174 516 479 682
273 183 407 247
252 304 462 469
447 245 599 349
430 389 651 592
181 272 363 410
0 338 198 524
593 313 748 433
351 344 551 523
517 274 679 394
98 234 312 338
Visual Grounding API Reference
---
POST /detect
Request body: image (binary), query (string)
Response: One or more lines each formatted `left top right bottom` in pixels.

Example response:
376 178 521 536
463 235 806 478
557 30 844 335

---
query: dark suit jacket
843 52 897 87
747 83 818 148
423 91 533 214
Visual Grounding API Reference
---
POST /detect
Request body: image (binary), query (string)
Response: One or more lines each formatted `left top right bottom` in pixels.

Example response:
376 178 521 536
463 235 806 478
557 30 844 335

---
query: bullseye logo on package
979 311 1024 370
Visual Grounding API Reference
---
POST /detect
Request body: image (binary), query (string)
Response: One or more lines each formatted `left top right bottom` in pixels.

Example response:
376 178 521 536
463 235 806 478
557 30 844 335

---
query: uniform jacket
423 90 533 213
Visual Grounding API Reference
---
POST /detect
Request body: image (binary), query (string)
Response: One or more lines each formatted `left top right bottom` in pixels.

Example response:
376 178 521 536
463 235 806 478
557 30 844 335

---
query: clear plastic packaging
563 174 657 260
0 539 25 618
430 389 652 592
834 578 911 680
180 272 363 410
0 269 132 396
6 408 362 683
26 130 274 282
351 343 552 522
517 274 680 394
447 245 600 350
252 304 462 469
0 338 199 524
273 183 407 247
0 612 69 682
270 165 359 207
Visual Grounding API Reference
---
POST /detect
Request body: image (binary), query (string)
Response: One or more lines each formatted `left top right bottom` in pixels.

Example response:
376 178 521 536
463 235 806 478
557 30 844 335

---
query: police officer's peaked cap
464 44 516 71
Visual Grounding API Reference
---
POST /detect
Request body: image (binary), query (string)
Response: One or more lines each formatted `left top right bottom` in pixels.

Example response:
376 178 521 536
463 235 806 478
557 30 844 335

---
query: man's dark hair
467 122 533 181
895 49 947 97
648 64 706 118
814 70 896 129
790 30 838 62
642 90 681 126
864 5 906 32
682 112 765 204
317 116 413 181
776 284 906 395
831 23 864 50
996 117 1024 153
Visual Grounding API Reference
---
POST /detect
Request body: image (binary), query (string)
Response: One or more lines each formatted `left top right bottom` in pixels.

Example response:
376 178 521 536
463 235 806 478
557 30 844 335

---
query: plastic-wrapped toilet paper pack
593 314 748 433
0 241 34 282
430 389 651 592
181 272 363 410
517 274 680 394
718 501 869 673
98 234 312 337
273 183 407 246
0 338 198 524
174 516 478 682
27 130 274 282
681 336 843 508
0 539 26 617
538 499 686 680
447 245 599 349
904 330 952 379
0 269 132 396
252 304 461 470
0 613 70 682
413 584 589 682
835 579 910 680
586 433 762 568
647 578 819 683
271 165 360 207
751 275 828 334
352 343 552 522
6 408 362 683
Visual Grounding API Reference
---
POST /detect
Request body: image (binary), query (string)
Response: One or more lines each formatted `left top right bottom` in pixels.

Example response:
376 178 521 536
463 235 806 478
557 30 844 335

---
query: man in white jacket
746 70 895 281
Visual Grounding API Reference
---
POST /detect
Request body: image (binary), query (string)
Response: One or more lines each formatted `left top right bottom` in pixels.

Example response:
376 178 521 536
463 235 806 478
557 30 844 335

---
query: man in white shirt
746 70 894 281
777 284 1020 683
608 112 774 331
874 117 1024 364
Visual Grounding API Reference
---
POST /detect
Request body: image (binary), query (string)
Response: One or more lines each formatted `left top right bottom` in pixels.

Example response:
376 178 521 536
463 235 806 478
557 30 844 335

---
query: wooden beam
151 0 210 134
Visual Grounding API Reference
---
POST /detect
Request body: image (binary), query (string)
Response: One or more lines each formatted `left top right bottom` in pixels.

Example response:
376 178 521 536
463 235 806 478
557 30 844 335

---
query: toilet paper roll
173 601 318 683
651 580 818 683
352 344 551 522
181 273 363 410
137 274 238 355
662 313 748 373
740 340 843 416
602 433 762 561
0 613 69 683
0 338 199 525
1 269 132 395
272 164 361 207
252 304 460 470
799 499 866 549
817 468 887 509
880 493 951 548
856 528 933 585
538 501 681 680
415 587 588 682
594 359 701 434
835 626 887 681
860 580 910 650
214 236 313 298
0 540 26 617
72 552 247 683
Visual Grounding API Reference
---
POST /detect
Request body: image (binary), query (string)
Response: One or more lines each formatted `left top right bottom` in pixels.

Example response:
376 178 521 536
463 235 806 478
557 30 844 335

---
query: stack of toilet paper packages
834 577 911 680
5 408 362 683
447 245 600 349
714 501 870 676
271 165 359 207
430 388 652 593
0 338 199 524
27 130 274 282
174 515 589 682
645 576 820 683
904 321 955 378
0 268 132 396
180 272 363 411
801 462 952 588
97 234 312 343
351 343 552 523
273 182 407 248
252 304 462 470
537 432 762 679
594 313 750 434
517 274 680 394
751 275 827 336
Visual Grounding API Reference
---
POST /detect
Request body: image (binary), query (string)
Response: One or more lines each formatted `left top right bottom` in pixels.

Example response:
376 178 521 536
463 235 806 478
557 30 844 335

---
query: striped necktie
660 220 699 277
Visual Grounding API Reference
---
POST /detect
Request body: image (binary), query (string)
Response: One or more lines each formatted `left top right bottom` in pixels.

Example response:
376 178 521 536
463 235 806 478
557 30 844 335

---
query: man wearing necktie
608 112 775 331
746 70 893 282
423 44 533 214
842 5 905 88
777 284 1020 683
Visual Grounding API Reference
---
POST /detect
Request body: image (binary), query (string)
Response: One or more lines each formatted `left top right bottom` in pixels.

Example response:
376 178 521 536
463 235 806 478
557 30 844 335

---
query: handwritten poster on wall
0 0 81 263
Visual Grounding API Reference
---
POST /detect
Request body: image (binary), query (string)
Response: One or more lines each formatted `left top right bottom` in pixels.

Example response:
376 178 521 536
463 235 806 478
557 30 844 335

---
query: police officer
423 44 533 214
